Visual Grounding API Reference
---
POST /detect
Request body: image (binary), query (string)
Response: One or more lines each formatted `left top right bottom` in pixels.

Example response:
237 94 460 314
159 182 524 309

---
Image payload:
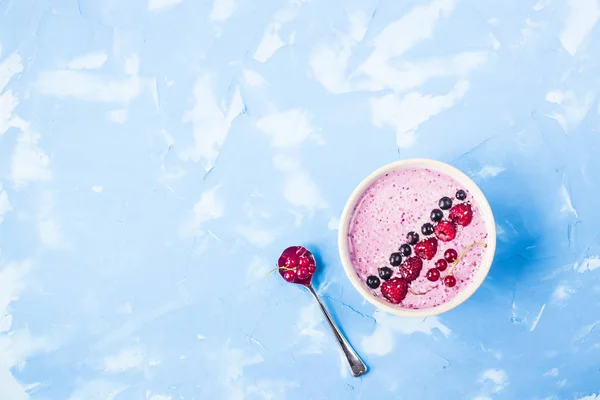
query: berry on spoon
277 246 315 285
276 245 368 376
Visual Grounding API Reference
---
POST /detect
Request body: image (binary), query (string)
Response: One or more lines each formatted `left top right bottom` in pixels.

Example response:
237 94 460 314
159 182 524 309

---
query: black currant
378 267 393 280
430 209 443 222
406 231 419 245
366 275 381 289
399 244 412 257
421 223 435 236
439 196 452 210
389 252 402 266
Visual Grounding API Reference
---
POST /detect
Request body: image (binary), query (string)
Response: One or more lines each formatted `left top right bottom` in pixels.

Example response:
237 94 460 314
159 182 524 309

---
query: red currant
444 249 458 263
435 259 448 271
443 275 457 287
426 268 440 281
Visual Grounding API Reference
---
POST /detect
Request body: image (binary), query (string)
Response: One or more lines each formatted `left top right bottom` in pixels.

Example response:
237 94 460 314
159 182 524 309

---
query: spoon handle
307 284 367 377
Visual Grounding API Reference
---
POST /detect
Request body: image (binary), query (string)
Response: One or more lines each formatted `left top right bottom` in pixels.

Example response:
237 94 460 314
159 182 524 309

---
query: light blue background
1 0 600 399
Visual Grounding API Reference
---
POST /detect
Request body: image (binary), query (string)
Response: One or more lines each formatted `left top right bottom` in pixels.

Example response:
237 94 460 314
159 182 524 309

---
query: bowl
338 159 496 317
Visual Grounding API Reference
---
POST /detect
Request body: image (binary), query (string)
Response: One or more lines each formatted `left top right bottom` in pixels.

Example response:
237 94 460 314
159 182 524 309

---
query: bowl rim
337 158 496 317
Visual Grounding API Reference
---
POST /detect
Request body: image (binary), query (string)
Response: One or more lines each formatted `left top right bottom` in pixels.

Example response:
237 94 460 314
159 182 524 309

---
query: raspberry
380 278 409 304
399 256 423 282
434 220 457 242
449 203 473 226
414 237 438 260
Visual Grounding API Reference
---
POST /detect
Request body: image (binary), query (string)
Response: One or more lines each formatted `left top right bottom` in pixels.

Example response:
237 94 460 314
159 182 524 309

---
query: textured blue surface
1 0 600 399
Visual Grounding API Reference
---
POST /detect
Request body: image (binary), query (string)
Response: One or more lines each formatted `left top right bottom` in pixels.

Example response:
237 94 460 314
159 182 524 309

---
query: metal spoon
306 283 368 377
278 246 367 377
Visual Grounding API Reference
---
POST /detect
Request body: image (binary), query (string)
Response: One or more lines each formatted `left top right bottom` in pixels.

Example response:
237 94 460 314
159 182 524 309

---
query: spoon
278 246 368 377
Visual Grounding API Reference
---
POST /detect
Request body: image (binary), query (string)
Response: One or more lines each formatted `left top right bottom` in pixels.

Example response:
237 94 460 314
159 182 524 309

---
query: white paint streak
309 10 369 93
546 89 595 130
180 75 245 172
0 90 18 135
575 256 600 273
210 0 236 21
273 155 328 213
147 395 172 400
0 53 23 136
369 0 455 61
253 0 311 63
530 304 546 332
66 51 107 70
246 256 270 282
103 346 145 373
254 28 286 63
257 109 322 148
236 225 277 248
242 69 265 87
553 284 574 301
370 80 470 148
534 0 551 11
67 380 127 400
560 184 578 217
10 126 52 189
0 53 23 93
576 320 600 340
359 51 486 93
327 216 339 230
124 54 140 75
38 219 66 249
148 0 182 12
0 260 51 400
107 109 128 124
36 70 141 103
362 311 450 356
0 185 12 224
476 165 505 179
560 0 600 55
577 394 599 400
296 303 327 354
479 369 509 394
187 185 224 235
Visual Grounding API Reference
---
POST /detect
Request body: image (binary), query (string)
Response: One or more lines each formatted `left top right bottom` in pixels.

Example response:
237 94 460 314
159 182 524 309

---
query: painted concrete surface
1 0 600 398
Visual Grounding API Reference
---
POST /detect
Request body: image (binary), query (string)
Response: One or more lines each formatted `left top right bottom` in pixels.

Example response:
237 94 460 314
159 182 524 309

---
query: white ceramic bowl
338 159 496 317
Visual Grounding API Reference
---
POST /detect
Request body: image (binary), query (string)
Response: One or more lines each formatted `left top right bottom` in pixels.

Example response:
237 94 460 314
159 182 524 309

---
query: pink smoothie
347 167 490 309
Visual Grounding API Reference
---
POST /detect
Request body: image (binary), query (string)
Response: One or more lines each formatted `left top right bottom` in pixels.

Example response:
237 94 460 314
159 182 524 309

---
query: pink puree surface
347 167 489 309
